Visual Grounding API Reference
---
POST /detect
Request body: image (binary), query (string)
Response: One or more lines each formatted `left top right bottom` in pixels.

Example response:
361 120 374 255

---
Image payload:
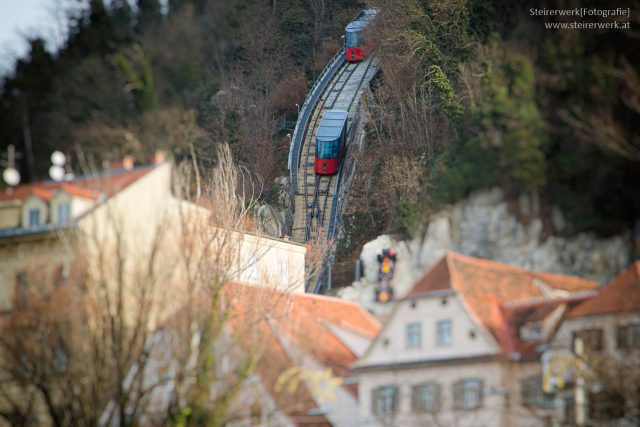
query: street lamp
295 103 299 115
287 133 292 146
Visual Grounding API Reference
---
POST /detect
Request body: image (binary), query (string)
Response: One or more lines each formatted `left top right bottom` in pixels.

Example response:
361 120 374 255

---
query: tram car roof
316 109 348 142
345 8 380 32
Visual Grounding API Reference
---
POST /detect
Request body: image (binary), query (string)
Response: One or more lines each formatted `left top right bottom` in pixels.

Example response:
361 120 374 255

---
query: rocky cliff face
339 188 632 316
416 188 631 284
257 176 293 238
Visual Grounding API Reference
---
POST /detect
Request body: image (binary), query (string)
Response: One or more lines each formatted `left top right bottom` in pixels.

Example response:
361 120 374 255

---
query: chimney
122 155 134 170
153 150 167 165
107 155 135 171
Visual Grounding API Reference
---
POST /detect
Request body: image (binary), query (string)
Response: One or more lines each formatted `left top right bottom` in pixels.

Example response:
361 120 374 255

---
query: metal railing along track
288 48 345 195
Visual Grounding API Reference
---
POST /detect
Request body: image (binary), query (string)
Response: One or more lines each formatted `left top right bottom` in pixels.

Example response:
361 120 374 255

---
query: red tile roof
567 261 640 318
0 166 153 203
500 294 595 358
408 252 599 354
225 284 380 423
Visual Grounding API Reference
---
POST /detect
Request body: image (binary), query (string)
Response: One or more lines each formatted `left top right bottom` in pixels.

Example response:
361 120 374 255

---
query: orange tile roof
30 186 55 201
567 261 640 318
500 294 595 358
225 284 380 421
58 183 101 200
408 252 599 354
0 166 153 203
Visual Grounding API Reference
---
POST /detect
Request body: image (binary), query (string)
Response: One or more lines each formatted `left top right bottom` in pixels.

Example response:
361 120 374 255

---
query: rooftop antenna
1 145 22 187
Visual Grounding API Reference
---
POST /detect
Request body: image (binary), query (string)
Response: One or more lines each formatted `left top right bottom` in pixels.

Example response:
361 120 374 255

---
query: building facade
543 261 640 426
0 159 306 314
352 252 599 427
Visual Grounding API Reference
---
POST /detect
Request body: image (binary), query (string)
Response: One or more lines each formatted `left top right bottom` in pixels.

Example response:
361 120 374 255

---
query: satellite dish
3 168 20 186
49 165 65 182
51 151 66 166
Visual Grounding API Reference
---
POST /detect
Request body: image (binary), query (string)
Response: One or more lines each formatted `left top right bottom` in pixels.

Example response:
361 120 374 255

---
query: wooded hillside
0 0 361 197
1 0 638 247
342 0 639 255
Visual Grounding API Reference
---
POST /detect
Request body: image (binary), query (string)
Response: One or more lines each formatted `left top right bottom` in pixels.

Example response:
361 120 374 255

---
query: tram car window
315 109 348 175
345 8 379 62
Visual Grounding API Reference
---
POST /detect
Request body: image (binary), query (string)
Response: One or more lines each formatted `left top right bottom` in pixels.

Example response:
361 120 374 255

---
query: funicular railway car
345 8 379 62
315 109 348 175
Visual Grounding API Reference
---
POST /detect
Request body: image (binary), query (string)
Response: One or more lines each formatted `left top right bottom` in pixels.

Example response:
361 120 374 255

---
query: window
316 139 340 159
406 323 422 349
564 395 575 424
372 385 397 415
453 379 483 410
572 329 603 353
277 260 288 285
246 255 260 282
521 375 555 408
412 383 440 413
57 203 70 223
345 30 360 48
589 390 625 420
617 324 640 349
14 271 28 309
436 320 452 346
520 323 544 341
28 208 40 227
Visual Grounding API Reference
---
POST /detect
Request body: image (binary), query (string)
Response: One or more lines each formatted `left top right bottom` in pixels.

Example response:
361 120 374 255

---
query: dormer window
28 208 41 227
520 323 544 342
57 203 70 224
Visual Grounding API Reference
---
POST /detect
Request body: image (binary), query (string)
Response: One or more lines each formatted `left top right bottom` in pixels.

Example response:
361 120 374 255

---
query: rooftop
408 252 599 355
225 283 380 421
567 261 640 318
500 293 596 358
316 109 348 141
345 8 379 32
0 165 154 204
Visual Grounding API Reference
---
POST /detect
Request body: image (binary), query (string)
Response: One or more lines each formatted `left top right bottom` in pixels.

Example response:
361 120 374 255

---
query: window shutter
633 325 640 348
617 326 627 349
477 379 484 408
434 383 442 412
391 386 398 413
453 380 462 409
372 388 379 415
593 329 603 351
411 385 419 412
521 377 532 407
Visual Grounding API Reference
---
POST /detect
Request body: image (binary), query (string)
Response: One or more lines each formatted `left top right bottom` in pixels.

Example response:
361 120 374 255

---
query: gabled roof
0 166 154 203
225 284 380 424
227 284 380 373
567 261 640 318
500 293 595 359
408 252 599 355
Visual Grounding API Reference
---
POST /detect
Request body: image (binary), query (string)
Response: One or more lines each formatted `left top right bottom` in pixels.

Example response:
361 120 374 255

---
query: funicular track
291 53 377 245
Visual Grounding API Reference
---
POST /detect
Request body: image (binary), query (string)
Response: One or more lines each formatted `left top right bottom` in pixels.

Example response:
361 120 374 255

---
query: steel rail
288 48 345 194
302 63 353 242
303 63 358 242
312 56 378 293
326 56 376 240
